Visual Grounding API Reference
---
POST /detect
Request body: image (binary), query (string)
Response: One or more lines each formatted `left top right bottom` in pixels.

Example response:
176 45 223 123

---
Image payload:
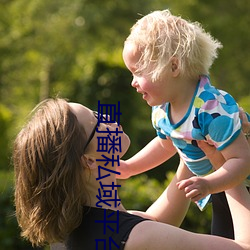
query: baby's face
123 42 174 106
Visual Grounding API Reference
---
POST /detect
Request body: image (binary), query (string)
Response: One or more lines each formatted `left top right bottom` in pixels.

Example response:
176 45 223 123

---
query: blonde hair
125 9 222 81
13 98 88 246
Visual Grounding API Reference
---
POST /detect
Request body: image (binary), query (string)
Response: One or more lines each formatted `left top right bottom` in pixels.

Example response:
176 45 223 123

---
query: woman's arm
192 132 250 199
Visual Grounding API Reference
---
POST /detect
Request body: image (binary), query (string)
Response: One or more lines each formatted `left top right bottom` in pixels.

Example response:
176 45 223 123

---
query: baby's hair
125 9 222 81
13 98 88 246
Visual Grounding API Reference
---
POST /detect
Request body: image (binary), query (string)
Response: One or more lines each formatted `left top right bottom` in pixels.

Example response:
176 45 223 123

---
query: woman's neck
83 162 126 212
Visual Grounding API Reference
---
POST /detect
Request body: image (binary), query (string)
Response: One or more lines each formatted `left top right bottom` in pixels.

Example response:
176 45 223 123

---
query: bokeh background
0 0 249 249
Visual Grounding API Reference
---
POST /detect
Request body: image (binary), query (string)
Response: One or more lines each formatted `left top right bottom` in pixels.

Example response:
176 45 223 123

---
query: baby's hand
116 160 132 179
177 176 211 202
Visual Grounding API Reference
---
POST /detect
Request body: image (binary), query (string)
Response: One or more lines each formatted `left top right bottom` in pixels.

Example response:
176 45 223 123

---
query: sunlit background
0 0 249 249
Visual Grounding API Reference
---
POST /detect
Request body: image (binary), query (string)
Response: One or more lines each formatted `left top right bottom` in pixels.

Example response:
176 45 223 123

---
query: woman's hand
239 107 250 140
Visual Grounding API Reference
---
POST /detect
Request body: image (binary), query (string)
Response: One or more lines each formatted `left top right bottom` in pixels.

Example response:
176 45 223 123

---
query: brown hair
13 98 88 246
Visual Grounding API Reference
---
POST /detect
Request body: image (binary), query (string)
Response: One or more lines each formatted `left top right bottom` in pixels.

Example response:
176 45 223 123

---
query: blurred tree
1 0 249 162
0 105 12 169
0 0 249 248
184 0 250 100
239 95 250 111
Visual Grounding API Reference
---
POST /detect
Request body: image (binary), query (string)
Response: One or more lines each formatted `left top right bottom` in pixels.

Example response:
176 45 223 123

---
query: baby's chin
120 135 131 158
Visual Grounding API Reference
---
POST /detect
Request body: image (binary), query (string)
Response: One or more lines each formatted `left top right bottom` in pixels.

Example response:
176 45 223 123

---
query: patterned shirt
152 75 241 176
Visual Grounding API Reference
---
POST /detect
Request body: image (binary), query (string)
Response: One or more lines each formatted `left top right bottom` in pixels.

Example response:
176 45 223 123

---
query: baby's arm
178 132 250 201
117 136 177 179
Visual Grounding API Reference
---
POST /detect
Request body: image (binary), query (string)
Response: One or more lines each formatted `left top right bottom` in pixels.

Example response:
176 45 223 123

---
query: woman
13 98 250 249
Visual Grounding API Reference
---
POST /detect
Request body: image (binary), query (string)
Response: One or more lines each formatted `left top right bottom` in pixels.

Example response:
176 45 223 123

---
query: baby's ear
171 57 180 76
82 155 97 169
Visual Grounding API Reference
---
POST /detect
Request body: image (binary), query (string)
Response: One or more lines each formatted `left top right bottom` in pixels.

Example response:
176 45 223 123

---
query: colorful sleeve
197 89 241 151
151 105 169 139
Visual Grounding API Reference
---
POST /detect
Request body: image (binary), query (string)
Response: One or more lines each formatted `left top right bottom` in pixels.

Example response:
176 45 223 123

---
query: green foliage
184 202 212 234
0 104 13 170
0 171 44 249
1 0 249 162
185 1 250 100
239 95 250 113
0 0 249 248
119 174 164 210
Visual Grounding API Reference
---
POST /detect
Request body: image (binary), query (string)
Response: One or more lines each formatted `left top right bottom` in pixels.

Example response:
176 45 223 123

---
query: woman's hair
125 9 222 81
13 98 88 246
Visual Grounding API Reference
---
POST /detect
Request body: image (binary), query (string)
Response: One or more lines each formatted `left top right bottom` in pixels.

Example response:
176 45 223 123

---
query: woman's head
13 99 90 246
124 9 222 81
14 98 130 246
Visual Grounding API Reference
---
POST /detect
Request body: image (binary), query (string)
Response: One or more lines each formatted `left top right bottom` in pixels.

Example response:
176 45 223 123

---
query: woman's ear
82 155 97 169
